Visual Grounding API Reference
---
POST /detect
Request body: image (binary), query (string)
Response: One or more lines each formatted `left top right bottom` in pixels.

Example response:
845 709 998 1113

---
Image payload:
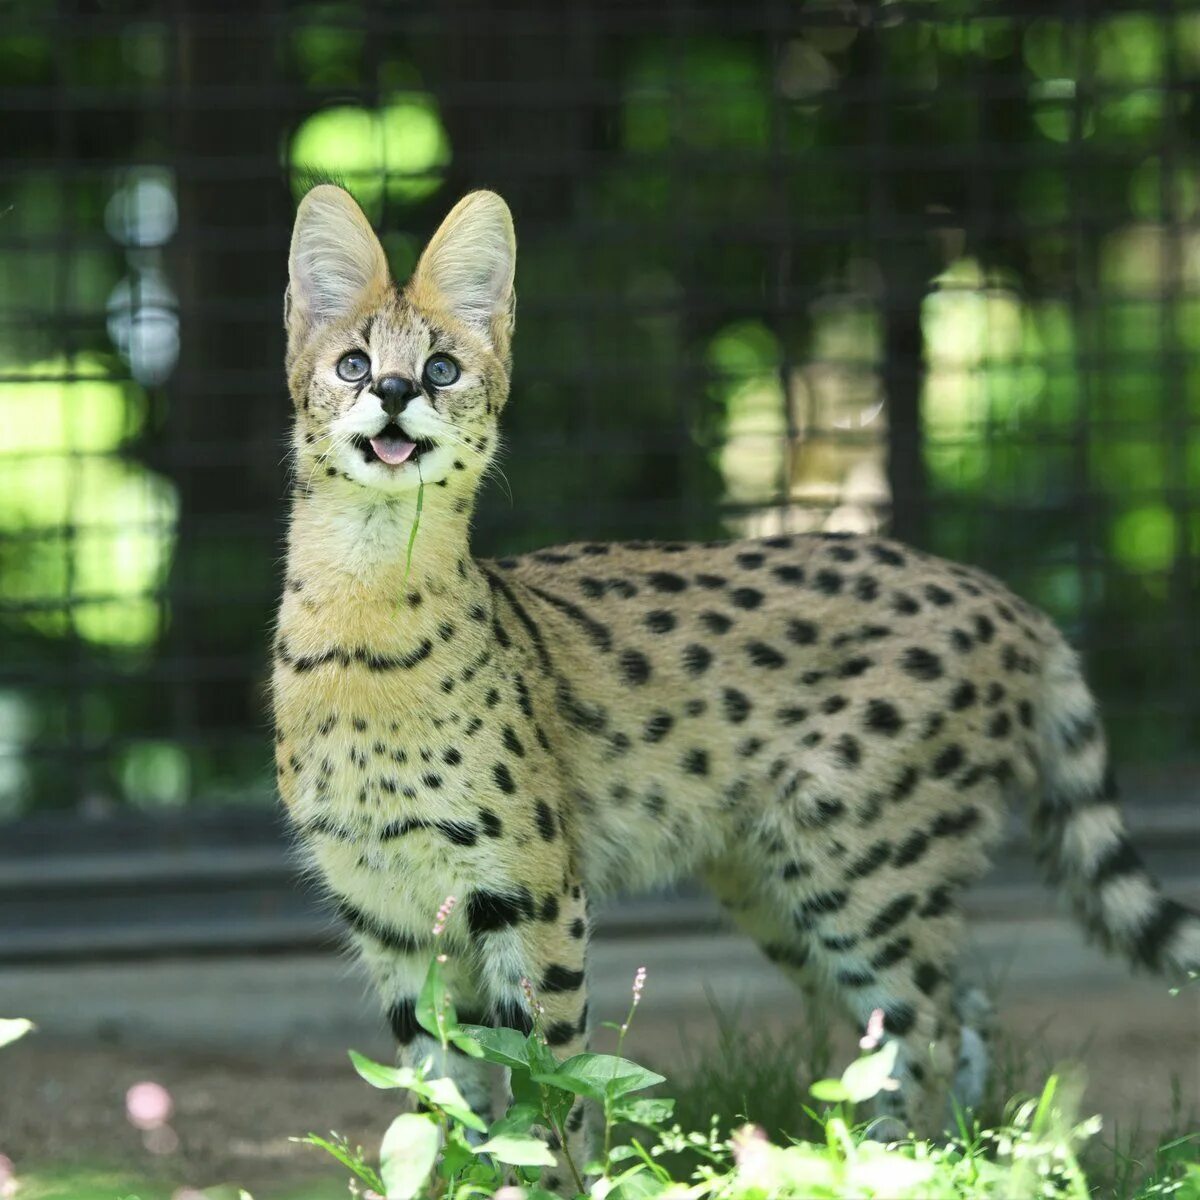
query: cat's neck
280 482 485 643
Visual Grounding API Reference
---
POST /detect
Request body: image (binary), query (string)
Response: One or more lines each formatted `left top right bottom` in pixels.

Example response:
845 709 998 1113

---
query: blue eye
423 354 460 387
336 351 370 382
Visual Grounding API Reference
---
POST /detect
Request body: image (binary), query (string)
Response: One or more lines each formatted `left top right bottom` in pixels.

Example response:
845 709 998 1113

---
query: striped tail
1032 640 1200 978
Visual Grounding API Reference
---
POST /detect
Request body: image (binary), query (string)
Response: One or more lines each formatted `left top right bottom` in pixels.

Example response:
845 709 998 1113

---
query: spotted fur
273 188 1200 1165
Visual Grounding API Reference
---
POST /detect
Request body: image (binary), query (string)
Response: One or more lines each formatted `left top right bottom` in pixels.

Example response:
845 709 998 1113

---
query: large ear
410 191 515 350
287 185 390 333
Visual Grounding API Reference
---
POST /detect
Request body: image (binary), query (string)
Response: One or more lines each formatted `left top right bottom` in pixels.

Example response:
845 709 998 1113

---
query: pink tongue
369 435 417 466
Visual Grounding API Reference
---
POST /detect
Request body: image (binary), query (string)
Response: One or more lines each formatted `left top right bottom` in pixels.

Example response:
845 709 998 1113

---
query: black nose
376 375 421 418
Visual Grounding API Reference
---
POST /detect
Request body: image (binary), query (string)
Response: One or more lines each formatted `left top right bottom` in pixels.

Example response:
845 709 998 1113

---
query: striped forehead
358 293 433 369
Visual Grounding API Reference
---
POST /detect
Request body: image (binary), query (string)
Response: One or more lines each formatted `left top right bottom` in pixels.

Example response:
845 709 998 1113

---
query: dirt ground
2 983 1197 1199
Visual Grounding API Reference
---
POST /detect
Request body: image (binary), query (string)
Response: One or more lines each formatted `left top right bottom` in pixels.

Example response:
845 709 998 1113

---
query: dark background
2 1 1198 918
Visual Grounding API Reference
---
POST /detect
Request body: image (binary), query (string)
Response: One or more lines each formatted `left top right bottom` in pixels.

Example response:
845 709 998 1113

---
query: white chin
340 444 455 493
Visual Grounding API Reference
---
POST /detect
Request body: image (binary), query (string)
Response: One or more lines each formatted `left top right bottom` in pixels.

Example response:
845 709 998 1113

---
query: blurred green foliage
0 2 1198 816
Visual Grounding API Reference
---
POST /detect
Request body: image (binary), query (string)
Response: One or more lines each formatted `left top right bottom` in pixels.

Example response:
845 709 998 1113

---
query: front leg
467 875 592 1190
353 925 494 1121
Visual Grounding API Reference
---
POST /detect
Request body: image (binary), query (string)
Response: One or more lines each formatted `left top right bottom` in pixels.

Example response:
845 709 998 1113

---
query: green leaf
509 1065 544 1111
449 1028 484 1058
424 1075 487 1132
403 478 425 586
416 957 458 1040
489 1102 542 1136
457 1024 532 1070
292 1132 384 1192
809 1078 850 1103
611 1096 675 1125
0 1018 34 1049
533 1053 664 1102
526 1032 560 1077
348 1048 418 1091
607 1165 667 1199
380 1112 441 1199
839 1041 900 1104
474 1133 557 1167
436 1132 477 1179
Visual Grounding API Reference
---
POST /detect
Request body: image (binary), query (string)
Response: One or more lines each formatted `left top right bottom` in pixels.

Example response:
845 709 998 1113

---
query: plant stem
548 1108 586 1197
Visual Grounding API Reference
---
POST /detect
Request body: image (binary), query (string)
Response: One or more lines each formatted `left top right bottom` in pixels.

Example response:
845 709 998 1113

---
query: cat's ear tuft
287 185 389 333
411 191 515 350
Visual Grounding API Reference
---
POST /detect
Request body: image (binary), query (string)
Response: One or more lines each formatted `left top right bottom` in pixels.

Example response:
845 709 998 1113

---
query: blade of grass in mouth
403 473 425 587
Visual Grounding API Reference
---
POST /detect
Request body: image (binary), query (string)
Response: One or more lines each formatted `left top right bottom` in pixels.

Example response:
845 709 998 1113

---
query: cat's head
284 185 515 497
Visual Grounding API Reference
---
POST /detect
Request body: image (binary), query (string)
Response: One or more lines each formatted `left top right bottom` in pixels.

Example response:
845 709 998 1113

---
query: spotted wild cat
272 185 1200 1180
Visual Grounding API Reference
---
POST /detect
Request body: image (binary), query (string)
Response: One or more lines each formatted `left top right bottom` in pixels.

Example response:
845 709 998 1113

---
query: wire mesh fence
2 0 1199 824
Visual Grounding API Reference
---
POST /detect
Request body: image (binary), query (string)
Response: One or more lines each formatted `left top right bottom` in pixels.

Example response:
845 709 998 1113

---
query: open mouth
353 424 437 468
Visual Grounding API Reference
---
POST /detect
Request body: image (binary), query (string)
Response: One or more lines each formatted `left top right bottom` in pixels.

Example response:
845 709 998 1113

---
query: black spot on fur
870 936 913 970
645 610 676 633
722 688 752 723
534 800 556 841
542 965 586 993
682 748 709 776
870 544 906 567
683 644 713 675
892 592 920 616
777 705 809 725
773 564 805 584
950 681 977 710
902 646 943 680
731 586 763 609
973 614 996 643
931 744 965 778
502 725 525 757
786 618 818 645
822 695 848 715
492 999 535 1036
845 840 891 880
388 998 420 1044
933 805 982 838
833 734 862 768
914 961 944 995
854 575 880 601
866 893 917 938
893 829 930 866
813 569 843 595
736 551 765 569
701 610 732 635
864 699 903 736
620 649 651 685
883 1001 916 1037
924 584 955 607
747 641 785 669
643 712 673 742
479 808 503 837
987 711 1012 739
493 763 516 793
466 889 533 935
836 967 875 988
838 655 872 679
648 571 687 593
545 1020 577 1047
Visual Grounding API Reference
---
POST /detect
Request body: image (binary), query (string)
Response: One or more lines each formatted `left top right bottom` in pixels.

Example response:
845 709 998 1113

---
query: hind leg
703 856 834 1049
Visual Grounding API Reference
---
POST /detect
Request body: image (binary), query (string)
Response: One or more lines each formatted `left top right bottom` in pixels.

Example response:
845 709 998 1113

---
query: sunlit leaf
839 1041 900 1104
474 1133 557 1167
380 1112 440 1199
424 1075 487 1132
348 1048 417 1091
0 1018 35 1049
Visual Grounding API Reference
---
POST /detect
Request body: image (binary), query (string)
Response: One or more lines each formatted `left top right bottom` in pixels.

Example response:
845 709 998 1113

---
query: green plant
295 954 1200 1200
